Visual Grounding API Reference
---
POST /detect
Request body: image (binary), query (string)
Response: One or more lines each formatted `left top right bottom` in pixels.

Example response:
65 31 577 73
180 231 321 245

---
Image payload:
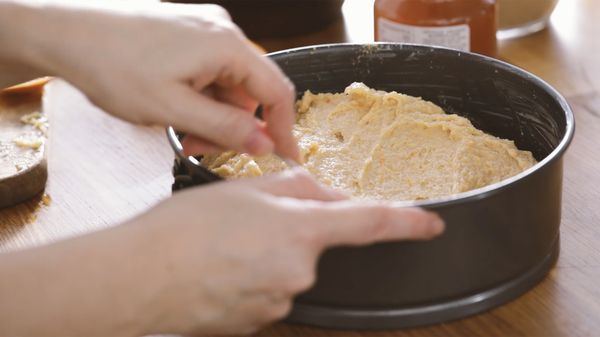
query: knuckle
284 271 316 293
214 110 255 143
97 97 155 126
238 324 260 335
133 103 163 126
251 294 293 325
294 225 320 247
273 169 320 196
271 301 293 320
209 22 236 43
214 20 244 42
205 4 232 21
297 272 317 292
367 206 392 240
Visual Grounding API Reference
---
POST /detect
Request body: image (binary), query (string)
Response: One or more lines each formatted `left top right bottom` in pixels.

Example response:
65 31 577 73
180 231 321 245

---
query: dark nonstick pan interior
169 43 574 329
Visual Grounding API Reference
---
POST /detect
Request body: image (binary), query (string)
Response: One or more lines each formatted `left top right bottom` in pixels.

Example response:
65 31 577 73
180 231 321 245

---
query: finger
251 293 293 323
170 85 274 156
196 4 232 21
227 44 300 161
304 203 445 248
163 3 232 22
236 294 292 331
181 135 224 156
234 168 348 201
261 89 300 162
208 36 263 113
199 83 259 113
211 83 259 112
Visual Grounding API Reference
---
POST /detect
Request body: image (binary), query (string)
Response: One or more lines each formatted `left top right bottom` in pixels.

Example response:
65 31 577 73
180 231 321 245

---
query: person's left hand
122 169 444 335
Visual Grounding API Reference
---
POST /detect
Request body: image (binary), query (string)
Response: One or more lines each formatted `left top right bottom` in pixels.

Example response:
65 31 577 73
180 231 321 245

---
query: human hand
24 1 298 160
128 169 444 335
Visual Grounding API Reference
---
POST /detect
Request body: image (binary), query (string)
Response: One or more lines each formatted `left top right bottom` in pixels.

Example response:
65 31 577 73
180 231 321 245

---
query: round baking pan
168 43 574 329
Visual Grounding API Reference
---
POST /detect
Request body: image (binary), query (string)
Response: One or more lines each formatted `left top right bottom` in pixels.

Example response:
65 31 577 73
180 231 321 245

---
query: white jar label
377 17 471 52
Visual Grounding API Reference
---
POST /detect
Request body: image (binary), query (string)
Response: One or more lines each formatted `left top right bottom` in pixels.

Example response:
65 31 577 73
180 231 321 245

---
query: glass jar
498 0 559 39
374 0 498 57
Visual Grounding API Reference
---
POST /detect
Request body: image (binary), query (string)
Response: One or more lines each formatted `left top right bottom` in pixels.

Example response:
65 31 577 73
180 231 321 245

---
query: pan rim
267 42 575 208
166 42 575 208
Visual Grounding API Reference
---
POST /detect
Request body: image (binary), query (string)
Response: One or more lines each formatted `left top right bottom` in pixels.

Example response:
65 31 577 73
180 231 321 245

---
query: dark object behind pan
169 43 574 329
162 0 344 39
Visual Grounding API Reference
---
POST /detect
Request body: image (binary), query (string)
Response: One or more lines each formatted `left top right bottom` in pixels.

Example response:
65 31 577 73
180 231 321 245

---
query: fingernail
245 130 274 155
428 217 445 237
291 146 303 164
277 136 302 164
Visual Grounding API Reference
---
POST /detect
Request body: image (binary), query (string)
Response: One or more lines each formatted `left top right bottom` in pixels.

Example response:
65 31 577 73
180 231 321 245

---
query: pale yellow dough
202 83 537 201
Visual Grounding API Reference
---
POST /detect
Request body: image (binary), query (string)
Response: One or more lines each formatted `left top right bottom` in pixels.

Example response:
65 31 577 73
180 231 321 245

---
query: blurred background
163 0 562 52
156 0 595 96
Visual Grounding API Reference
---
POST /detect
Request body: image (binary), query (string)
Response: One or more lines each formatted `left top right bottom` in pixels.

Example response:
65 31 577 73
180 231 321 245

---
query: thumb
304 202 445 249
238 167 348 201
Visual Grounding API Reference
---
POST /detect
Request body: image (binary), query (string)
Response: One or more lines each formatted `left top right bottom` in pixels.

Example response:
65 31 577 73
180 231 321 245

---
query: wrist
100 219 170 336
0 224 153 336
117 216 184 335
123 211 214 336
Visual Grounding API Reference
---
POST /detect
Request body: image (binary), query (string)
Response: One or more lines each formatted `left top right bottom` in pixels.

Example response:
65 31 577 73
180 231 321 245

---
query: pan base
287 236 559 330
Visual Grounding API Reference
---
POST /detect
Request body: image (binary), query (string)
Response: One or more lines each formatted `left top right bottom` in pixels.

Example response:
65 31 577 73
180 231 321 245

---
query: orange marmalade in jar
374 0 498 57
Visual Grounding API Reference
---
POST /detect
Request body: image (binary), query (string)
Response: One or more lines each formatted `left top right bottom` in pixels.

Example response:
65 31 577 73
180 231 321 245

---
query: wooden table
1 0 599 336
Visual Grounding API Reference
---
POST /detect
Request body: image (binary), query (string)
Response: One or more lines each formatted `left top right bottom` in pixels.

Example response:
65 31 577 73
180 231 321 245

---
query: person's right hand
127 169 445 336
13 1 298 160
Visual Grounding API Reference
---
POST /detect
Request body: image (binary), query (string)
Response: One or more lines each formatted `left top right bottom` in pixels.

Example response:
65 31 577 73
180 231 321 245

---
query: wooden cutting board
0 78 49 208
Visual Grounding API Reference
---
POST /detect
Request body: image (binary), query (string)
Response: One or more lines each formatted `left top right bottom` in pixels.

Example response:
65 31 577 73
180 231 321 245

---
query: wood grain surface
1 0 599 336
0 80 173 251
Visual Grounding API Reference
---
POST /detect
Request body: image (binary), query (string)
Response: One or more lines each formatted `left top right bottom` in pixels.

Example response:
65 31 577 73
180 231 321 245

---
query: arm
0 0 298 160
0 2 445 336
0 223 154 336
